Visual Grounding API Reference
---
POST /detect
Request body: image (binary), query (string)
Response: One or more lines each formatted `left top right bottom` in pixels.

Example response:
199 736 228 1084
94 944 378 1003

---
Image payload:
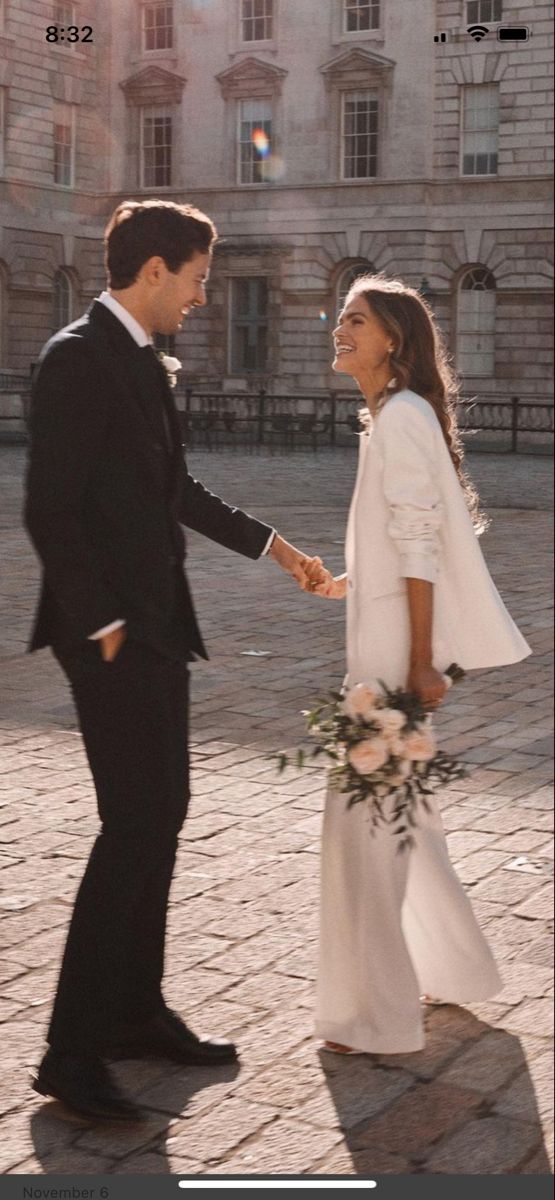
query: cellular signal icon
467 24 489 40
434 31 448 43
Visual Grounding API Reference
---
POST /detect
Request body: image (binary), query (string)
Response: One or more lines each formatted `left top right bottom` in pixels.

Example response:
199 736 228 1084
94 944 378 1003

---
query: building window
141 106 172 186
461 85 499 177
53 103 75 186
230 278 268 373
457 267 496 377
143 3 173 51
52 269 73 332
342 91 378 179
0 263 8 366
154 332 176 356
343 0 380 33
54 2 76 24
466 0 502 23
0 89 6 176
241 0 273 42
337 262 375 309
238 98 272 184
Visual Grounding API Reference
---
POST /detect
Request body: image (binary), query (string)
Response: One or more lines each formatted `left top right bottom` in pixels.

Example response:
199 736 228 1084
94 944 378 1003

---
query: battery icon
497 26 530 41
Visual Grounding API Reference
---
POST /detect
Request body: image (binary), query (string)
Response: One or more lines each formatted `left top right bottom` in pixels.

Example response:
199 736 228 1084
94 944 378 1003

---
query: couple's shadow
28 1008 551 1176
318 1006 551 1175
29 1056 240 1175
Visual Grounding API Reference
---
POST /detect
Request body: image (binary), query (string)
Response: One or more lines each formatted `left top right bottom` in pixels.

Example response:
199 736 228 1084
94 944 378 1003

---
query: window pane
241 0 273 41
462 85 499 176
238 99 272 184
142 109 172 186
345 0 380 33
231 277 268 372
144 3 173 50
343 93 378 179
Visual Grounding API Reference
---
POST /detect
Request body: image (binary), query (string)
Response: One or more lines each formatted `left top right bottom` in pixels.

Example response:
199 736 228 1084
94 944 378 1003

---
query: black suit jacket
24 301 273 660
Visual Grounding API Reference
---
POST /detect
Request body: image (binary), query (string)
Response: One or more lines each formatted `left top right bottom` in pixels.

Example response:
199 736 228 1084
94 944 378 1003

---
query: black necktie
138 345 173 450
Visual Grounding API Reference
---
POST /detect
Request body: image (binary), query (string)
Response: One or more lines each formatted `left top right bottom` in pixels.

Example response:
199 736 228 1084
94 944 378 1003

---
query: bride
312 274 530 1054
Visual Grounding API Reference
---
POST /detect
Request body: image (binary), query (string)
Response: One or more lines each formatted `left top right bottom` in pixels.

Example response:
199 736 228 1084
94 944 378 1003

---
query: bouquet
277 665 467 851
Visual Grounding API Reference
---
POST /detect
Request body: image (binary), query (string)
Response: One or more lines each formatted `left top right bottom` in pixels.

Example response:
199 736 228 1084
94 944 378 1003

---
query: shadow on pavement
319 1007 551 1175
29 1057 241 1174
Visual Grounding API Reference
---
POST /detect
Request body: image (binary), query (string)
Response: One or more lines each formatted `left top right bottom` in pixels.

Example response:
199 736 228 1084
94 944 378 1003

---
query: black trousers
48 637 190 1053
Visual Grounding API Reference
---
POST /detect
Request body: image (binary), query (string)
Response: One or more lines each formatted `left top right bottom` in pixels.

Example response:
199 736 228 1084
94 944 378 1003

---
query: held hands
269 535 334 594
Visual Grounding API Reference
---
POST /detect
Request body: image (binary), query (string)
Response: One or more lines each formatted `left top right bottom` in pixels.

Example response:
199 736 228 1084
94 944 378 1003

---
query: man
25 199 326 1122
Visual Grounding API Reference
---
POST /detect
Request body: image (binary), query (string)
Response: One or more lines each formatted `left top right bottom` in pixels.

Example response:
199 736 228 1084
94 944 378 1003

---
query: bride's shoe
421 995 448 1006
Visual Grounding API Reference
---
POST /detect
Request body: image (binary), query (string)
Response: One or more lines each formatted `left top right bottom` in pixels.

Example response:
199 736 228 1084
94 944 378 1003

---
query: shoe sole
31 1076 145 1123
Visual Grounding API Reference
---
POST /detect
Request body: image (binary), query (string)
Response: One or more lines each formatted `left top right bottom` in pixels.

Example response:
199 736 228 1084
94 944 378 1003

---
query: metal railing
0 377 553 454
176 386 554 455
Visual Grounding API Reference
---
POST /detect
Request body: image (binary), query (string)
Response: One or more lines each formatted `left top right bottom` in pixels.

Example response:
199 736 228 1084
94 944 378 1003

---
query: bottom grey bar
0 1176 552 1198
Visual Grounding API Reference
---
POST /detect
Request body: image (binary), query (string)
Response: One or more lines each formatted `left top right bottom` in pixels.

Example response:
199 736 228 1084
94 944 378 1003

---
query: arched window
52 269 73 332
457 266 496 378
336 261 376 311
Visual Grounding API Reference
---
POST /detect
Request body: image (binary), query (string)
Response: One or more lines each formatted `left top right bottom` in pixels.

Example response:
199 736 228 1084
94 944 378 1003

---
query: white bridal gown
315 391 530 1054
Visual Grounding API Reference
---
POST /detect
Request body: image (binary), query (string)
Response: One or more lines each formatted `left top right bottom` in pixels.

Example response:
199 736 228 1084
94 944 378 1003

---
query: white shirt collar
97 291 152 348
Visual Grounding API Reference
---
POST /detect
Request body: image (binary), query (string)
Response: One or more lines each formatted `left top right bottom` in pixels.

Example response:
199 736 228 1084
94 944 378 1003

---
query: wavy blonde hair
346 273 487 532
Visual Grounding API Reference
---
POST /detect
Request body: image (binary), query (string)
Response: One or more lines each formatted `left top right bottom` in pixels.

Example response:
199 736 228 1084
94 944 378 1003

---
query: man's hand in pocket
99 626 127 662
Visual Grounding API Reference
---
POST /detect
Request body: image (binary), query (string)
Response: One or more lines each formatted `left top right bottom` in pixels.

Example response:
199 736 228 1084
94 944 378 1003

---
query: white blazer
345 389 531 674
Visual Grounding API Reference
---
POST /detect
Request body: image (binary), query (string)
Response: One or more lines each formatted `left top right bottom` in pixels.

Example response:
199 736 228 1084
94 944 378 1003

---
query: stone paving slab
0 446 553 1176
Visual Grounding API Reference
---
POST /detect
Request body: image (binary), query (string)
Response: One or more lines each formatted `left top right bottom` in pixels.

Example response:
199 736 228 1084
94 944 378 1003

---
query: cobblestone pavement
0 445 553 1177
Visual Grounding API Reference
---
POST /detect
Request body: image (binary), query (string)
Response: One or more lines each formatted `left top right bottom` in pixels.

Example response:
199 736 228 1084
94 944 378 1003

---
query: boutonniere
156 352 182 389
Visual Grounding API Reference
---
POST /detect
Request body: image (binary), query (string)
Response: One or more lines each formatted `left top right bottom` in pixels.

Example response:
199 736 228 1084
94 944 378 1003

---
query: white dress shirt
89 293 275 642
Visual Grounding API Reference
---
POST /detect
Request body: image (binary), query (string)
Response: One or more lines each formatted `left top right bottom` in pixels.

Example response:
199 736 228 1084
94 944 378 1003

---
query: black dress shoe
32 1048 144 1123
109 1008 238 1066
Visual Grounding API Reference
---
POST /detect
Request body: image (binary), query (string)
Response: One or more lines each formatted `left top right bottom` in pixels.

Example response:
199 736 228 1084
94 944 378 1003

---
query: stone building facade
0 0 552 402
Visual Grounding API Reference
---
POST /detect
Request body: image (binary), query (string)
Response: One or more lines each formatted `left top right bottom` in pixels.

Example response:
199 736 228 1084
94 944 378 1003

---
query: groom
25 199 326 1122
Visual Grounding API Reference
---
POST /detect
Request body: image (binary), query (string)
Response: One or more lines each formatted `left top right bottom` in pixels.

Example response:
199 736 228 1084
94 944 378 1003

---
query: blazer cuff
261 530 277 556
89 619 126 640
399 554 439 584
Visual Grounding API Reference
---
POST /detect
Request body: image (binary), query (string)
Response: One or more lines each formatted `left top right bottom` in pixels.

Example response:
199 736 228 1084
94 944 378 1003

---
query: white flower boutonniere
157 353 182 389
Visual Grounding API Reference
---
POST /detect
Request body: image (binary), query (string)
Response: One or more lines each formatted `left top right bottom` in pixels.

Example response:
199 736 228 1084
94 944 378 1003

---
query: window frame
460 83 499 179
239 0 274 45
466 0 502 25
54 1 77 25
52 268 73 333
142 1 174 53
140 104 173 188
342 0 381 35
456 267 496 379
340 89 379 181
53 102 75 188
229 276 270 375
0 88 6 176
237 97 273 186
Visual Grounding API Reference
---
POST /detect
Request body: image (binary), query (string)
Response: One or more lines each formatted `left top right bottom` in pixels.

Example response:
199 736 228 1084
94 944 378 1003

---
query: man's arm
179 468 326 587
25 337 122 640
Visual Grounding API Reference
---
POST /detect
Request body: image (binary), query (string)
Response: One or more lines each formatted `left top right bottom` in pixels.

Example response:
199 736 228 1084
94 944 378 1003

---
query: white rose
375 708 406 737
343 683 382 723
348 737 389 776
161 355 182 373
404 729 437 762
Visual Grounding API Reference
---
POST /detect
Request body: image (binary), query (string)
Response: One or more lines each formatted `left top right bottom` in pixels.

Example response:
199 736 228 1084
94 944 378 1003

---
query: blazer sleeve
24 336 122 637
179 464 274 560
378 399 443 584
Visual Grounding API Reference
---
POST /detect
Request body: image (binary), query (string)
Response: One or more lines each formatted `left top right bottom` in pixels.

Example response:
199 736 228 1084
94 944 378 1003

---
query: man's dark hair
104 199 217 289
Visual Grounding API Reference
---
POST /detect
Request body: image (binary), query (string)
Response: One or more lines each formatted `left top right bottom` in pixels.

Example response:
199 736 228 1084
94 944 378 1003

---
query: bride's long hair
346 273 487 532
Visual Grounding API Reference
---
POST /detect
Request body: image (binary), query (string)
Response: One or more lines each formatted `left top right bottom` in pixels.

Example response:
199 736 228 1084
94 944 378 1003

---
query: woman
313 275 530 1055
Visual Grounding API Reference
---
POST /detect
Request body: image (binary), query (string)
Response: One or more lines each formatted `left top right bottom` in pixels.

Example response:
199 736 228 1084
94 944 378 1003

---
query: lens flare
252 128 270 156
319 310 328 322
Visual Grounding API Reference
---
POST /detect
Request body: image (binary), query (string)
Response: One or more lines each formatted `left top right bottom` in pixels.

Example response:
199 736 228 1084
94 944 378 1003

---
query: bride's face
332 295 393 378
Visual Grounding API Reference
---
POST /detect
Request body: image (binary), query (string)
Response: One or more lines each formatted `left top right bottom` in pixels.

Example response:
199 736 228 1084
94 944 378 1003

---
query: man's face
151 250 211 334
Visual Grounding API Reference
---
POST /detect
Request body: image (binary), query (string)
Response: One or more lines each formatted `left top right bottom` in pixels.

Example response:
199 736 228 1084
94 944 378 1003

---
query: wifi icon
467 24 489 40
